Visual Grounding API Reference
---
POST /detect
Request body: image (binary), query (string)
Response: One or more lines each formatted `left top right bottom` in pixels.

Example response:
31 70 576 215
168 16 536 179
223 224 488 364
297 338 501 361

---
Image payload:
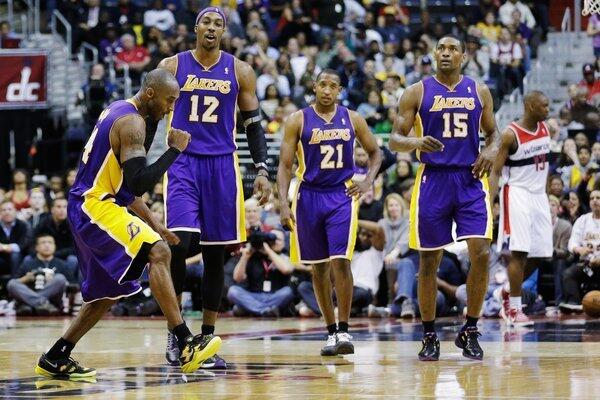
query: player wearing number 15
157 7 271 368
389 35 502 361
277 69 382 356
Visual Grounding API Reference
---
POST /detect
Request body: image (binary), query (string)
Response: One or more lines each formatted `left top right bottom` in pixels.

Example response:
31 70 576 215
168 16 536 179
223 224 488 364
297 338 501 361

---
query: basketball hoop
583 0 600 15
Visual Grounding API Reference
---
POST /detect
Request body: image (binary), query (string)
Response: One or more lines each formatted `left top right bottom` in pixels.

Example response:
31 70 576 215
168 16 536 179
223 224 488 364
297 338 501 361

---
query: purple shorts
409 165 492 250
68 195 161 303
290 183 359 264
165 152 246 245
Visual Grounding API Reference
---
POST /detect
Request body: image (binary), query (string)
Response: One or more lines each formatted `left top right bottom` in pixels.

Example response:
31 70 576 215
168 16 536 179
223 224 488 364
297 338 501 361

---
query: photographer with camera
7 233 72 316
78 64 116 126
227 230 295 317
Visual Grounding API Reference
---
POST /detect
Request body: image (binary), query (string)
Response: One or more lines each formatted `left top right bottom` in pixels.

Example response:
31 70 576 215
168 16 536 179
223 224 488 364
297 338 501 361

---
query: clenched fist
168 128 191 152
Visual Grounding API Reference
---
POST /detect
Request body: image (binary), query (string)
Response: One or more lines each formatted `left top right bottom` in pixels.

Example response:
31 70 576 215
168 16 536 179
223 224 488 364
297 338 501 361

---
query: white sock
509 296 522 310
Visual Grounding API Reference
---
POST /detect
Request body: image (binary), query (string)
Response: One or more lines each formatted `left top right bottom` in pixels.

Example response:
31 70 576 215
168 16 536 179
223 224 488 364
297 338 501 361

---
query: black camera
248 231 277 250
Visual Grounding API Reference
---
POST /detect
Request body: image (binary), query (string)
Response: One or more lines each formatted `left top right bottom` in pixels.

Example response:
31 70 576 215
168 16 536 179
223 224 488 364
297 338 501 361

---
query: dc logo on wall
127 222 140 241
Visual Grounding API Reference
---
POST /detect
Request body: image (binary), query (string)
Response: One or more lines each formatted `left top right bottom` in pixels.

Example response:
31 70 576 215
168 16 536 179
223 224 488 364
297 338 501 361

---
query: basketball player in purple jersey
35 69 221 379
390 35 501 361
277 69 382 355
157 7 271 368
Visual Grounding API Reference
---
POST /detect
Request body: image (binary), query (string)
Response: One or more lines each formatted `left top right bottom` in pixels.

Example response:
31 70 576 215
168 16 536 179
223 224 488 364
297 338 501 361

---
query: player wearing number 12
277 69 382 356
389 35 502 361
157 7 271 368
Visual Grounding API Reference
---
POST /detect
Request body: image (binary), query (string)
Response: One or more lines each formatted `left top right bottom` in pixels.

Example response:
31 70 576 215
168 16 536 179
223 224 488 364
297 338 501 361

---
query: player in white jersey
491 91 553 327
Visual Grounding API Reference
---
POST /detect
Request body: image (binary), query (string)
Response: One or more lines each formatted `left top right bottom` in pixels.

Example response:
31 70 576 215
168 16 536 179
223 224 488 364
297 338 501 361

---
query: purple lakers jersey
170 50 239 156
70 100 137 206
297 105 356 187
416 76 483 167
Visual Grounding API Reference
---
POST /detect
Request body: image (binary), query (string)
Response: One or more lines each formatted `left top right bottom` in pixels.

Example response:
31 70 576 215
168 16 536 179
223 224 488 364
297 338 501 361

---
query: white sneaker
321 334 338 356
335 332 354 355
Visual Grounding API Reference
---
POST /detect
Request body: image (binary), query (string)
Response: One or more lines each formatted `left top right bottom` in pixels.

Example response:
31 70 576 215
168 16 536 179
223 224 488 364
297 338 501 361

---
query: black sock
422 320 436 334
462 316 478 331
327 323 337 335
338 321 349 333
201 324 215 336
46 338 75 360
172 323 193 351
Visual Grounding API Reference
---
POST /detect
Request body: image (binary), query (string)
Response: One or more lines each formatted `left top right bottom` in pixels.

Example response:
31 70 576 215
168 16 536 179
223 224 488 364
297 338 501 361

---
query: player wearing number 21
277 69 382 356
389 35 502 361
157 7 271 368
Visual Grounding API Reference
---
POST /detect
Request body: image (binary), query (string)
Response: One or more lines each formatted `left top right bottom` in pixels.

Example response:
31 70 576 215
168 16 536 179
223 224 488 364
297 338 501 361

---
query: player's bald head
523 90 546 106
142 68 179 93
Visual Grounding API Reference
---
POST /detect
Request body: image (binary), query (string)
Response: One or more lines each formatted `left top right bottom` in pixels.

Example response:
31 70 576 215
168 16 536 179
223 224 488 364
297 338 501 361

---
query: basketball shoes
166 331 180 366
455 327 484 360
335 332 354 355
35 353 96 379
418 333 440 361
179 334 222 374
321 334 338 356
499 288 533 327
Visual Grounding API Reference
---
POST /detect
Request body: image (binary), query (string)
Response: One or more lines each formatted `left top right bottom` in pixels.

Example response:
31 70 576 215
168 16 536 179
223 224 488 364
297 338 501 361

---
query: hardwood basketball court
1 315 599 399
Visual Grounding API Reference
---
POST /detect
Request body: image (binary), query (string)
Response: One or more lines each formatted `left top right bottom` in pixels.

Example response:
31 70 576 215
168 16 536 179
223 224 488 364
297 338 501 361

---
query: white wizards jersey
501 121 550 194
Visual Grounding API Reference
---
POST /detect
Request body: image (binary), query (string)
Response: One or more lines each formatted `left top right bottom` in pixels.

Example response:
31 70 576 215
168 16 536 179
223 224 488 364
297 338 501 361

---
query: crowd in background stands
3 0 600 320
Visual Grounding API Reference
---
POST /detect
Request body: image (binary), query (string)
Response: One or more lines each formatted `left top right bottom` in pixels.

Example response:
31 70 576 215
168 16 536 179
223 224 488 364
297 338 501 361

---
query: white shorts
497 185 553 258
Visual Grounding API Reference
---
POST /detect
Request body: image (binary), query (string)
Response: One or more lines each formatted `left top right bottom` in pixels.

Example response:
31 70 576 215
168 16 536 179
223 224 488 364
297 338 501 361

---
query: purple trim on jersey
417 76 482 167
171 50 239 156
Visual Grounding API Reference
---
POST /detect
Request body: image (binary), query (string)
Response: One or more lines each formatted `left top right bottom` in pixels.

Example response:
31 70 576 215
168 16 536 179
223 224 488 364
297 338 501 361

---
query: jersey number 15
442 112 468 138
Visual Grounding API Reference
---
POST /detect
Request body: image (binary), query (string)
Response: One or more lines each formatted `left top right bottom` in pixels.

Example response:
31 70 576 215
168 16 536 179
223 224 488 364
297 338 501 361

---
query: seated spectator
46 174 65 203
562 145 598 192
256 60 291 101
245 198 273 234
490 28 523 98
358 187 383 222
6 170 30 211
499 0 536 29
0 201 31 277
561 190 589 225
259 84 282 120
35 198 78 281
578 63 600 103
547 174 565 198
143 0 176 33
115 33 150 82
462 36 489 83
79 63 116 125
568 87 599 129
549 195 573 304
562 190 600 312
374 107 397 135
227 230 295 317
475 11 502 45
7 233 69 316
19 188 48 230
405 55 434 87
349 220 385 312
378 194 410 308
357 90 385 128
0 21 20 48
98 23 121 62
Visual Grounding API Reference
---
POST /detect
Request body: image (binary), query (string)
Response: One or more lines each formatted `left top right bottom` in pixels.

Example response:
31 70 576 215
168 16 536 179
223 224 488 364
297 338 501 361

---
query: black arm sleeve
241 109 269 170
379 146 396 175
144 117 159 153
122 147 180 196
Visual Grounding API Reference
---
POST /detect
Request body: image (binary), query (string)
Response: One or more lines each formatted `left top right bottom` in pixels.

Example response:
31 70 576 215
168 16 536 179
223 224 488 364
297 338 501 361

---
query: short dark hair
35 231 55 244
316 68 341 83
578 144 591 153
438 34 465 52
50 197 67 208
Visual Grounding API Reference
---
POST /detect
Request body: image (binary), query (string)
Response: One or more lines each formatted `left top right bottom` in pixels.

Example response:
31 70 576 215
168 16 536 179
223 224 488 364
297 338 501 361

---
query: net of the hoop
583 0 600 15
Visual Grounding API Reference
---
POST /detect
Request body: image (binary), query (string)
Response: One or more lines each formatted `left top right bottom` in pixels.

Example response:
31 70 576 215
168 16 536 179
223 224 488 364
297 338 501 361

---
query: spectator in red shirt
115 33 150 82
578 63 600 103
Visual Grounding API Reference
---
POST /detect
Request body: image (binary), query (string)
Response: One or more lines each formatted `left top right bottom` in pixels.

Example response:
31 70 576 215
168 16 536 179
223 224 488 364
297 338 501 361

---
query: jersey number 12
189 95 219 123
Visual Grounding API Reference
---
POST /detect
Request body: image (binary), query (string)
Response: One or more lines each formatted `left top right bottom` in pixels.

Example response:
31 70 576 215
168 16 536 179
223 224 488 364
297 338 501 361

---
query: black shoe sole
418 355 439 361
335 342 354 355
455 337 483 360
